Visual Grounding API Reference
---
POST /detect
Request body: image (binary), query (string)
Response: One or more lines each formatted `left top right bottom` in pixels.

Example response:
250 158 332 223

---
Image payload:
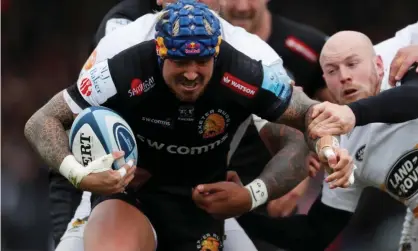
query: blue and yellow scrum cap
155 0 222 62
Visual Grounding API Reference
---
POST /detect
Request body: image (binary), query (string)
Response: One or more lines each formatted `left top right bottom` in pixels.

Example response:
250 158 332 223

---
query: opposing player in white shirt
307 22 418 138
319 31 418 251
234 29 418 251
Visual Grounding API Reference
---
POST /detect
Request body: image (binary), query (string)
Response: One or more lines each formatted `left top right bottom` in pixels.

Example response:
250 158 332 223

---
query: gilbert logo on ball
69 106 138 170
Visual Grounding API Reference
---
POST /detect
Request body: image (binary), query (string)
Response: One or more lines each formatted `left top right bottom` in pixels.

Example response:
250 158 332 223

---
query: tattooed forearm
277 87 318 130
276 87 320 151
24 91 75 171
303 107 319 151
257 122 310 200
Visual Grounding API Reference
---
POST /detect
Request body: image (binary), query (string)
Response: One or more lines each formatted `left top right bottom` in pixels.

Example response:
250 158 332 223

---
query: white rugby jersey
322 118 418 218
374 21 418 92
322 22 418 216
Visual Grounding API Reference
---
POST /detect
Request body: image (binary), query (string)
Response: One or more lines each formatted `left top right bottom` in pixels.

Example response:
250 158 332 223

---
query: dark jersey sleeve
216 41 293 122
64 40 156 113
237 195 353 251
348 67 418 126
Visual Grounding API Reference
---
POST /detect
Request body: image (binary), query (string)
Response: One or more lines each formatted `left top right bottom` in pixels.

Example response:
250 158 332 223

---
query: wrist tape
245 179 268 210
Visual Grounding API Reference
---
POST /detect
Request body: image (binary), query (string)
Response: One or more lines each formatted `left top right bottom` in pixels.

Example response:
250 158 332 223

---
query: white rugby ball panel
69 107 110 155
69 106 138 170
71 123 107 166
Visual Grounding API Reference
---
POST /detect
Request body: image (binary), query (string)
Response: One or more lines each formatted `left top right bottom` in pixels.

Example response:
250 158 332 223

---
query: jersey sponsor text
142 117 172 127
285 36 318 62
77 61 117 105
129 77 155 97
221 73 258 98
89 65 110 95
136 133 228 155
386 149 418 199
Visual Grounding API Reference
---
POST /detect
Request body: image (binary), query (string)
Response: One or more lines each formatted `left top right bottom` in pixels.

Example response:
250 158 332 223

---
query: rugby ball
69 106 138 170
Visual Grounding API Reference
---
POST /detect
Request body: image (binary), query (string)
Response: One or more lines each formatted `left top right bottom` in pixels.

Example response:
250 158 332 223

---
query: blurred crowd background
1 0 417 250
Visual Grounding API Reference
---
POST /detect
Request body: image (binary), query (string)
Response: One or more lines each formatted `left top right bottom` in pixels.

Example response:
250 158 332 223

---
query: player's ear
375 55 384 80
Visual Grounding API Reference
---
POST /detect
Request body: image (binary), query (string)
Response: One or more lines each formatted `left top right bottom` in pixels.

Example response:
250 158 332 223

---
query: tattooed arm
257 122 309 200
24 91 75 171
275 87 319 151
271 88 354 190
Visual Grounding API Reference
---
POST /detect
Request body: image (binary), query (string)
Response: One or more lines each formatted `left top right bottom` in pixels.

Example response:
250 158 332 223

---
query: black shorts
91 180 225 251
49 170 82 246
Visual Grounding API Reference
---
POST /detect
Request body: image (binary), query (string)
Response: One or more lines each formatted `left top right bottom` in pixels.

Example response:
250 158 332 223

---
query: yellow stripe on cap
156 37 168 58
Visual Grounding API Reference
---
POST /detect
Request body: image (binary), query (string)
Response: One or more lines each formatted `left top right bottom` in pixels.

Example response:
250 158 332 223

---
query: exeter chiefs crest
196 233 223 251
198 109 230 139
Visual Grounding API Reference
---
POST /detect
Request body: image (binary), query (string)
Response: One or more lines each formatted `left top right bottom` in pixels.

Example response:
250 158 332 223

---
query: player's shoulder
76 40 158 106
103 0 160 21
216 40 264 90
108 40 157 73
217 41 292 101
394 21 418 45
374 22 418 59
94 0 160 45
103 0 145 22
91 39 157 89
272 15 327 61
274 15 328 46
95 13 159 62
216 14 280 65
100 13 158 46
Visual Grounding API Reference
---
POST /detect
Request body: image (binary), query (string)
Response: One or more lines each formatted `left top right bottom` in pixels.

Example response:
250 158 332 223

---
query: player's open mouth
180 82 198 90
343 89 357 97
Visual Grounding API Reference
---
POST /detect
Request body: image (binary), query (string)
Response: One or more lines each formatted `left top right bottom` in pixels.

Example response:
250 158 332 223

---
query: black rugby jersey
65 40 293 187
268 15 327 98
